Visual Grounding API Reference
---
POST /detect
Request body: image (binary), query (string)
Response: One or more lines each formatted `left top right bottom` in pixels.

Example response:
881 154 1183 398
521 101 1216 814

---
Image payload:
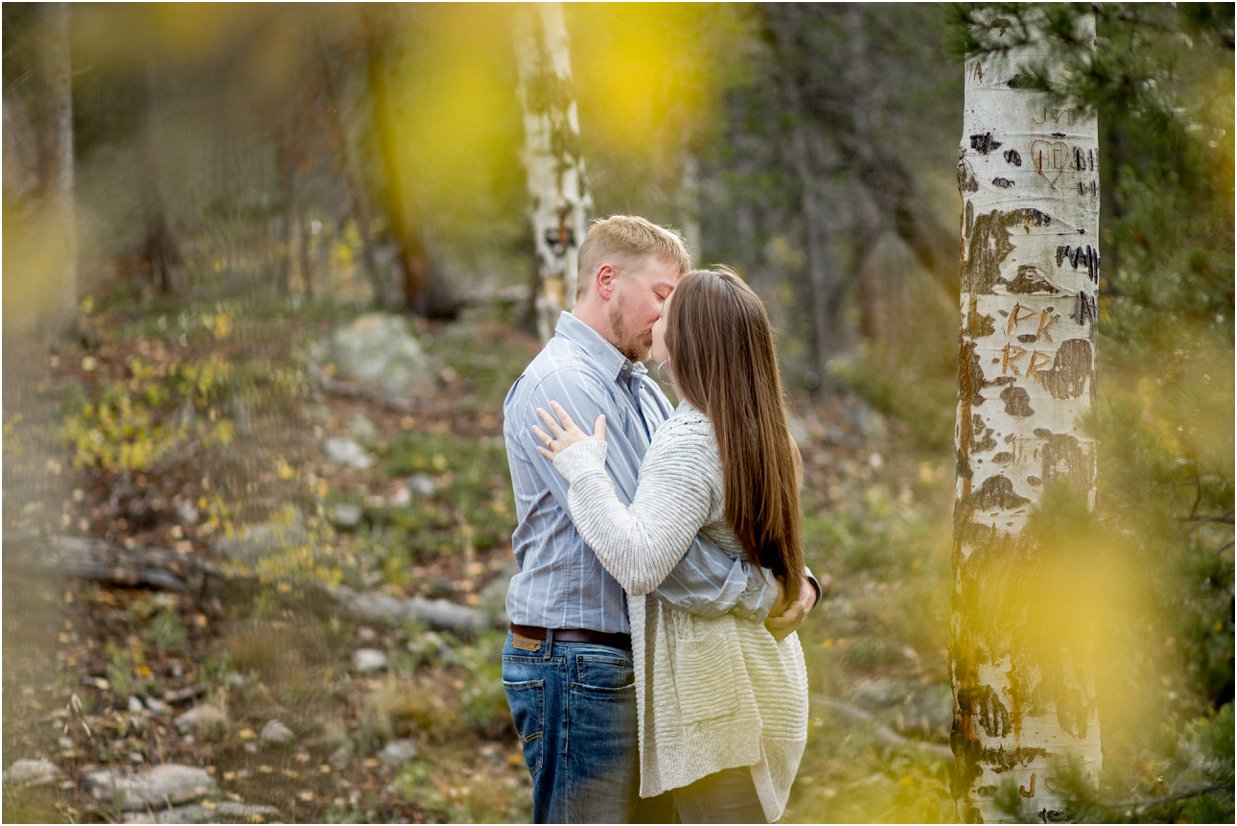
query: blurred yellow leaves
202 312 232 340
569 4 746 169
378 5 520 211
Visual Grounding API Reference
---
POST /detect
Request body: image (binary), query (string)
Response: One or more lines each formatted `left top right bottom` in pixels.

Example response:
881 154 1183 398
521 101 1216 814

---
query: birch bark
952 9 1102 823
513 3 592 343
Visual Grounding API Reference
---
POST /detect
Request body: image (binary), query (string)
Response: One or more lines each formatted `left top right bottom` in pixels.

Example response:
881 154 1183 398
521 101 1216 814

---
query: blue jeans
502 630 639 823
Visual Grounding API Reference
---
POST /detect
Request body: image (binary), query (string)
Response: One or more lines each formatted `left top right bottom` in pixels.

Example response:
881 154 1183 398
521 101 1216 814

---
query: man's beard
609 298 651 363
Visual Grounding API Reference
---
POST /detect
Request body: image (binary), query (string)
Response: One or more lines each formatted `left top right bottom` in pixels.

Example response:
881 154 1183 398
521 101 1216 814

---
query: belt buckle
512 632 542 652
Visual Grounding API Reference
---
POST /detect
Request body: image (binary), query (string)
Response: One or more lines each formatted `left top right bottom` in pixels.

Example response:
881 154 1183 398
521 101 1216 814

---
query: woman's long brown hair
665 267 804 600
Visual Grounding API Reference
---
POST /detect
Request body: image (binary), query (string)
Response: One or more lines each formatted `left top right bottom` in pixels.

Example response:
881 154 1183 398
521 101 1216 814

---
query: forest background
2 3 1233 823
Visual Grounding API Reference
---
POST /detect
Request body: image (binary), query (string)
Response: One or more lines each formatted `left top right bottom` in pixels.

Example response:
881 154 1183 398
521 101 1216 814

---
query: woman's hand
533 401 607 461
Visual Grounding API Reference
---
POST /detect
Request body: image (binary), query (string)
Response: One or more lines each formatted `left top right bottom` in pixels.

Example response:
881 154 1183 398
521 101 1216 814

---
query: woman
532 267 809 823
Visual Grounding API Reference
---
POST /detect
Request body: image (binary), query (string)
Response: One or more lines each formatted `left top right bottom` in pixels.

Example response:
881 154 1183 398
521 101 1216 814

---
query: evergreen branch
1178 512 1235 525
1112 781 1233 817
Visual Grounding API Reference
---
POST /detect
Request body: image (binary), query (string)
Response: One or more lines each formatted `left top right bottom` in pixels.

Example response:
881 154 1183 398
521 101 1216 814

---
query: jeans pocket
503 677 546 777
571 651 635 696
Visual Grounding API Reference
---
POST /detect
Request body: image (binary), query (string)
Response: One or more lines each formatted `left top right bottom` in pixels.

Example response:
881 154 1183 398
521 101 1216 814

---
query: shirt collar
556 312 648 382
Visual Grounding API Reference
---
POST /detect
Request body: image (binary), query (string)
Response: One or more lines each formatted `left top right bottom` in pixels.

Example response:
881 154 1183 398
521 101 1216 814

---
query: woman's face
651 288 673 366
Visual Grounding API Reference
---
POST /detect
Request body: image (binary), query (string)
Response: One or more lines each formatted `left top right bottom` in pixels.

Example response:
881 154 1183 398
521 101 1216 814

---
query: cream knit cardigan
552 404 808 822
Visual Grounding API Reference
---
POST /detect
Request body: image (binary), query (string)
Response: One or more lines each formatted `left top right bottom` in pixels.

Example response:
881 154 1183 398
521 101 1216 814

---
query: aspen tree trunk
952 8 1102 823
512 2 591 343
677 147 702 257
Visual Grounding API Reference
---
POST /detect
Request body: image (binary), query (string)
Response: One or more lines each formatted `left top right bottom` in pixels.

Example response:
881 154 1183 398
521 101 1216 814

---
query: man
502 215 820 823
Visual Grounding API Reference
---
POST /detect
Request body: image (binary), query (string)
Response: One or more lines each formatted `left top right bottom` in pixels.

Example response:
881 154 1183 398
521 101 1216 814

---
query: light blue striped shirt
503 312 776 633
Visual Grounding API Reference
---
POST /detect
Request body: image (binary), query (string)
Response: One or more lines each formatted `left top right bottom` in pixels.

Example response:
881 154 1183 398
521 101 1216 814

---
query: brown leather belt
509 623 631 651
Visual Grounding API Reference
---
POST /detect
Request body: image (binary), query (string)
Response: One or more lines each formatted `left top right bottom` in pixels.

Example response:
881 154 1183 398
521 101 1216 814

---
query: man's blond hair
576 215 691 298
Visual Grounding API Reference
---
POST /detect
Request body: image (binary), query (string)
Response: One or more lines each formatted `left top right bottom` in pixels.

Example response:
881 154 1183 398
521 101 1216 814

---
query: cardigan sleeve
553 423 722 596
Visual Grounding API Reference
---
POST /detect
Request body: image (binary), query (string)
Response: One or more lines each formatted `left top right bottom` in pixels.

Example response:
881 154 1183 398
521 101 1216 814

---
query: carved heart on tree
1029 139 1069 187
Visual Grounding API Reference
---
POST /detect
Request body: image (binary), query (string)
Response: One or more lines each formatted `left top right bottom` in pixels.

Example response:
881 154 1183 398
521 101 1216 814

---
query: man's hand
765 577 817 641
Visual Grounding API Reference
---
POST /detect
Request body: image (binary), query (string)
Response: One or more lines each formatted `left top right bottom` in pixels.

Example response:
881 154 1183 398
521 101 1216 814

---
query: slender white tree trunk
952 9 1102 823
513 2 591 342
677 146 702 258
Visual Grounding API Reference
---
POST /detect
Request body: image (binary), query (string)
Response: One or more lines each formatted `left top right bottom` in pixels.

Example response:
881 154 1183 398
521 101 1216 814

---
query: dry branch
7 535 495 633
811 693 952 759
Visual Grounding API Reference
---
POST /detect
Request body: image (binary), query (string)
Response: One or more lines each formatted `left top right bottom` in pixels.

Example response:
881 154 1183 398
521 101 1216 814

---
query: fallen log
33 536 216 593
6 535 499 634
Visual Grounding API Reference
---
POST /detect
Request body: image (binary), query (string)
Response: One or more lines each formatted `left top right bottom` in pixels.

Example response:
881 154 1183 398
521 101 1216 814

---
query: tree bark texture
512 3 591 343
952 9 1102 823
768 9 847 393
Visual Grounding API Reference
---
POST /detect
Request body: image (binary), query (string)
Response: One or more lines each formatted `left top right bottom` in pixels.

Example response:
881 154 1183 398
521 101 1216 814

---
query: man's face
607 256 679 363
650 288 673 366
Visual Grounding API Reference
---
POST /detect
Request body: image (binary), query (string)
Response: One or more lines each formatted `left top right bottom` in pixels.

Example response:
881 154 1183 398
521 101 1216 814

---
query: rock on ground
311 313 436 400
378 739 419 768
4 758 62 787
173 705 228 739
324 437 371 470
352 648 388 674
213 512 310 564
260 719 295 746
84 764 217 810
122 801 282 824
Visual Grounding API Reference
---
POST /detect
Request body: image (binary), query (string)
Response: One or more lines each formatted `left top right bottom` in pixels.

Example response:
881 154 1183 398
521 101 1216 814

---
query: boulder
311 313 435 400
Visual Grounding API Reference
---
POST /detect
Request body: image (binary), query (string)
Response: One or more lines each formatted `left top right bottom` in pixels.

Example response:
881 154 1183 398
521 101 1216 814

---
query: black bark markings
964 209 1054 294
959 160 981 193
1003 149 1022 166
1000 385 1034 417
1007 265 1057 295
957 685 1012 738
970 133 1003 154
1071 291 1097 326
988 745 1049 774
1034 427 1095 495
966 475 1030 511
1056 245 1100 283
1036 339 1093 400
964 296 996 338
972 414 996 452
959 340 988 407
993 177 1015 189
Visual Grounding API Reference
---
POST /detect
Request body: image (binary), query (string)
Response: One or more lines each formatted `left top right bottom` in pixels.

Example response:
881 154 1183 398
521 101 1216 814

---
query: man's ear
595 264 617 300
